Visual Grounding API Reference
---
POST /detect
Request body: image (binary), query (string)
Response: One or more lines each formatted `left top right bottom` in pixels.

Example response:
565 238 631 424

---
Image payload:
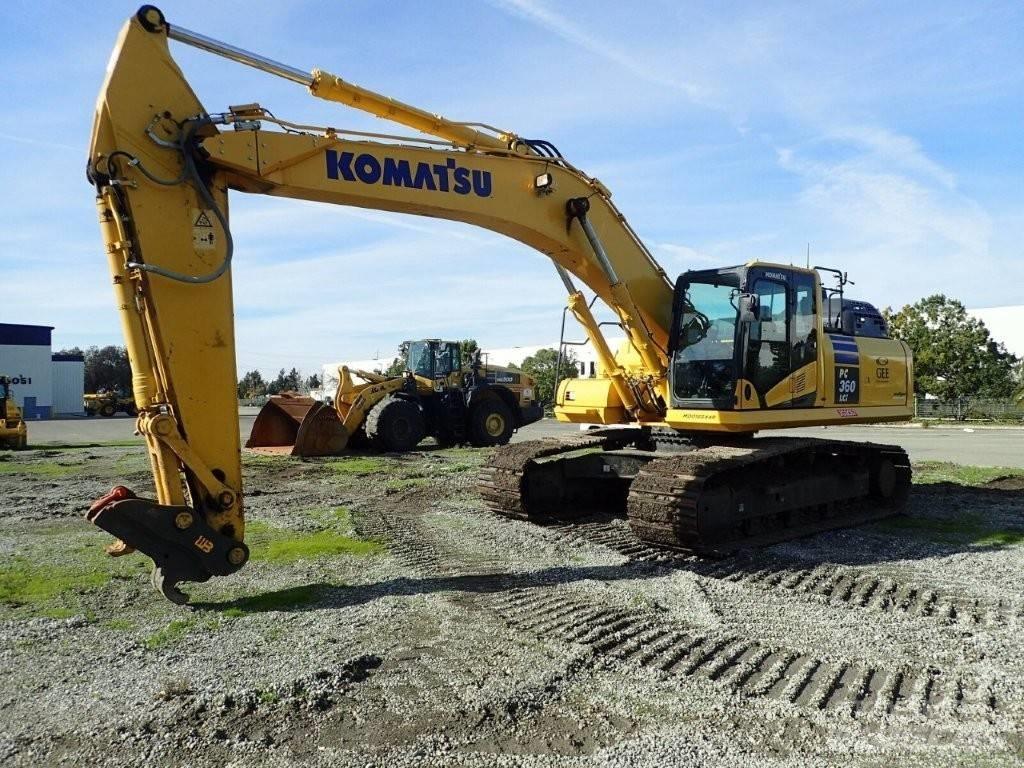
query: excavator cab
670 263 824 411
670 262 902 415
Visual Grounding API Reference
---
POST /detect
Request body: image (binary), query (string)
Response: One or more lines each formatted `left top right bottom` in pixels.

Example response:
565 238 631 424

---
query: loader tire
365 396 425 452
99 403 116 418
468 397 514 447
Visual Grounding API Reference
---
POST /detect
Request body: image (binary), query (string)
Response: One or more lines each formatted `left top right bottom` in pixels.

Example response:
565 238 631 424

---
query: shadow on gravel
191 482 1022 615
191 563 667 615
543 481 1023 573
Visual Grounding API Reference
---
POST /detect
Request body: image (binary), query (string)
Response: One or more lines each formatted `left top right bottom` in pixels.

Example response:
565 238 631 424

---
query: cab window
791 274 817 368
434 344 454 376
745 278 790 396
672 281 738 401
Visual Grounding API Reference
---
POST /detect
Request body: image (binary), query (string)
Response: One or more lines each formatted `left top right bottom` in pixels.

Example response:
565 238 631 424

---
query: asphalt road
19 409 1024 468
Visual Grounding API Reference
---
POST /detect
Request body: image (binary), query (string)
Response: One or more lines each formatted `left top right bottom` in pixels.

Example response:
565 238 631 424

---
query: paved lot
20 410 1024 468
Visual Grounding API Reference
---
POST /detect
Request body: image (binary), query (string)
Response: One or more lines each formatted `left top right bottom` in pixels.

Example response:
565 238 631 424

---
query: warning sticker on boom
192 208 216 251
834 365 859 404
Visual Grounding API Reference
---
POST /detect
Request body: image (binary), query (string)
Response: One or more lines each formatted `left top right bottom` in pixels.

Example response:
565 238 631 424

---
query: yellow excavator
0 377 28 450
247 339 541 455
86 7 913 603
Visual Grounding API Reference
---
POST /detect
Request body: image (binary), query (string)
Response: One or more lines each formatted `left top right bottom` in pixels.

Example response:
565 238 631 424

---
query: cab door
787 272 819 407
743 270 792 408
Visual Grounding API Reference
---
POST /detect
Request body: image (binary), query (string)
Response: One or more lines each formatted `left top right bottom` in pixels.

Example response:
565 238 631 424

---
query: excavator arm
87 6 675 602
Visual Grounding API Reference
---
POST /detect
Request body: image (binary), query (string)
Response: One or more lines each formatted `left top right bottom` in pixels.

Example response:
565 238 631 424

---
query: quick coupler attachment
87 486 249 605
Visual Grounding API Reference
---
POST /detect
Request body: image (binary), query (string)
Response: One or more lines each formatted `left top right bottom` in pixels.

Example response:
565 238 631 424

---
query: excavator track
479 435 911 553
627 438 911 554
477 429 644 521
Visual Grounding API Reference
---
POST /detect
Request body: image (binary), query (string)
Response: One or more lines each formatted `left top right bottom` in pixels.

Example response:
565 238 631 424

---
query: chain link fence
915 396 1024 422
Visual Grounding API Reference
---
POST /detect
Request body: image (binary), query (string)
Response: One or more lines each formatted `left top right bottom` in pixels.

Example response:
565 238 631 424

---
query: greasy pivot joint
87 488 248 605
136 5 166 33
566 197 590 220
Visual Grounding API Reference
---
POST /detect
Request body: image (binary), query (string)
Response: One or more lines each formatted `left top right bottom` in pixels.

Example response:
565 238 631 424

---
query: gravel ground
1 443 1022 767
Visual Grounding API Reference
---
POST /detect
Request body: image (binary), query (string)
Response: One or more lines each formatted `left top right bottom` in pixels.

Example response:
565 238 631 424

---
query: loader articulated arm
87 6 675 602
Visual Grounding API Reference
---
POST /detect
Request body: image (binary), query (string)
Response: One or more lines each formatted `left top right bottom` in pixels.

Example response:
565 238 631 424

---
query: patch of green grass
144 618 196 649
324 456 388 475
242 452 293 467
973 530 1024 547
35 440 142 450
874 515 1024 548
0 529 152 617
219 584 323 617
114 452 148 467
0 461 83 477
0 557 111 605
259 689 280 705
245 519 383 564
385 477 428 493
40 607 79 619
330 506 354 525
913 461 1024 486
105 618 135 631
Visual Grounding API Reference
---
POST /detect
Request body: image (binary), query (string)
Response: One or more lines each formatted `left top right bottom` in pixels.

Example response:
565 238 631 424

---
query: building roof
0 323 54 346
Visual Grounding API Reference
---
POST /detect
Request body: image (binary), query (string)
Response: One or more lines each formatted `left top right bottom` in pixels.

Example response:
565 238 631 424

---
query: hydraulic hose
111 118 234 285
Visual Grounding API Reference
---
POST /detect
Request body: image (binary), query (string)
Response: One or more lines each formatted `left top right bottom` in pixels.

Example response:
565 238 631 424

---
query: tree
884 295 1019 401
519 347 579 406
384 341 411 377
81 345 132 393
305 373 322 391
266 367 303 395
237 370 267 399
459 338 480 365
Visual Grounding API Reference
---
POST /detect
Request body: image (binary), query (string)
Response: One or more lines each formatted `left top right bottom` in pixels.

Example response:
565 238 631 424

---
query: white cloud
777 133 991 257
490 0 702 99
824 126 956 190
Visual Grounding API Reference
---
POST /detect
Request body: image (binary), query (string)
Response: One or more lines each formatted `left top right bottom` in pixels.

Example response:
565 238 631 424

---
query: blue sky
2 1 1021 376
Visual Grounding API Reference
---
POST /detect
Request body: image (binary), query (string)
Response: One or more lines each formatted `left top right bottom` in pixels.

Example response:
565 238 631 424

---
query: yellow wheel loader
84 391 137 417
0 377 28 450
247 339 542 455
84 7 915 603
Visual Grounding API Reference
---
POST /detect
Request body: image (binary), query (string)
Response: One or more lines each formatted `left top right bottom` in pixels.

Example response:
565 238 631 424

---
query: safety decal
192 208 216 251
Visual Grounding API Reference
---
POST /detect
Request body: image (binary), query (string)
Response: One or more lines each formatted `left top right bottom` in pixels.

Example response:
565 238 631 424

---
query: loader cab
669 264 820 410
406 340 462 380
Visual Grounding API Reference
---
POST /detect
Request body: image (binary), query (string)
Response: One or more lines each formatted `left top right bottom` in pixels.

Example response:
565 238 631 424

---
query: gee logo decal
326 149 493 197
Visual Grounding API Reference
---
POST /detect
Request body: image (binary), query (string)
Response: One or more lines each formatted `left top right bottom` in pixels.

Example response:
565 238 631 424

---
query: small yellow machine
0 377 28 450
85 7 914 602
84 391 137 417
248 339 541 455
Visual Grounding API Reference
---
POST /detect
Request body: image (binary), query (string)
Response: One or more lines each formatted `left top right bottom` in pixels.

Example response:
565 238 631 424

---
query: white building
0 324 85 417
968 306 1024 358
52 353 86 415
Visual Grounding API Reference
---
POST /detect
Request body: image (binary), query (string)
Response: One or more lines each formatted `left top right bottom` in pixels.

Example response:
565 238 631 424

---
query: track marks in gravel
358 504 998 723
547 519 1022 629
491 587 996 720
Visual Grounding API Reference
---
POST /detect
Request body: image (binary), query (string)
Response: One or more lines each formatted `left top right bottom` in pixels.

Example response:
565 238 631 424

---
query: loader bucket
246 394 350 457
